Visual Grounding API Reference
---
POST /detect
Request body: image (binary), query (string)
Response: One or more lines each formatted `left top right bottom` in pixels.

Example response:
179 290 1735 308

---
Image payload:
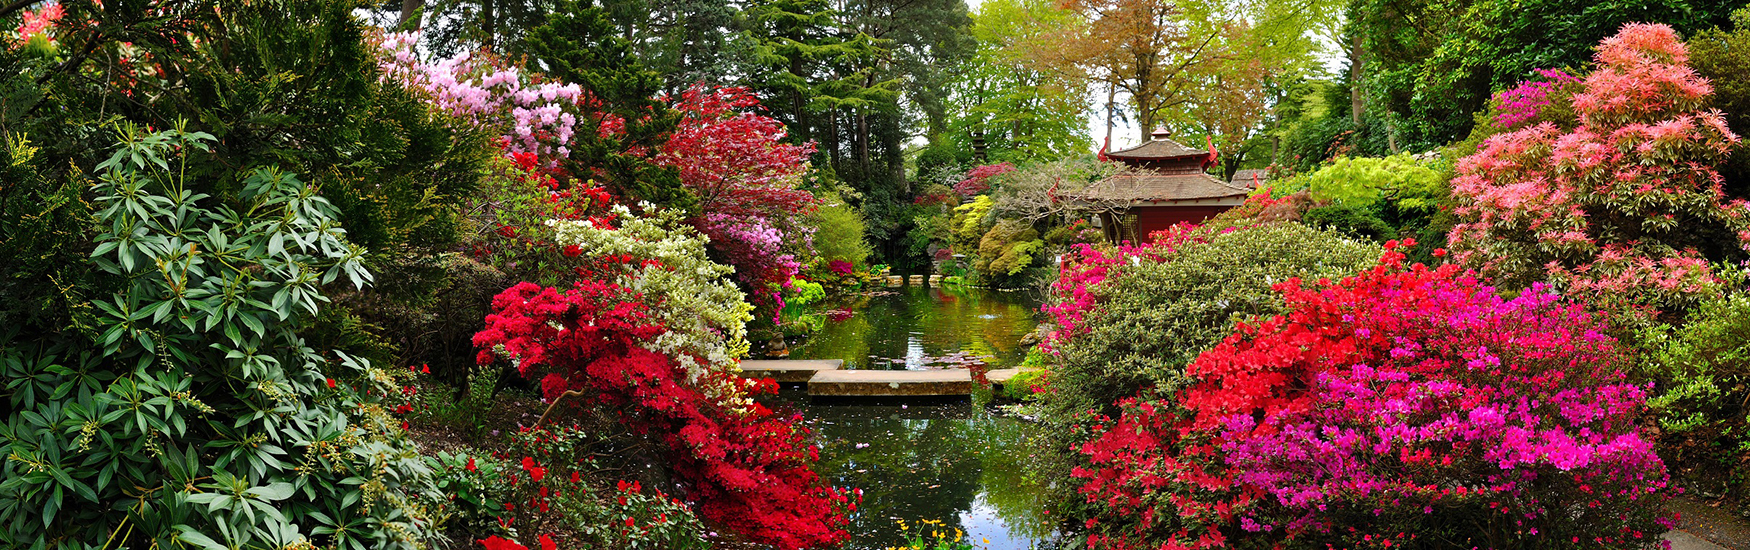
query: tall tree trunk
1386 110 1400 153
398 0 423 28
483 0 497 50
789 58 808 141
1105 78 1116 151
856 110 870 175
1350 40 1365 126
827 108 841 174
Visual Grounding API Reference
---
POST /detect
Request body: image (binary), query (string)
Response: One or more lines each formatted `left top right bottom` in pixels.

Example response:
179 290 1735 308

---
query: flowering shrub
1072 242 1673 549
655 85 819 318
1493 68 1584 129
547 206 753 392
462 151 616 284
10 2 61 50
955 162 1016 197
473 277 851 549
1449 24 1748 323
475 205 847 549
1039 223 1379 425
433 426 714 549
379 32 586 164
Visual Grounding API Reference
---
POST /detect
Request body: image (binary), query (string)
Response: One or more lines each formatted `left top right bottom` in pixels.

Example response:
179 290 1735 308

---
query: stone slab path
1666 496 1750 550
986 367 1039 386
737 359 843 383
807 368 975 396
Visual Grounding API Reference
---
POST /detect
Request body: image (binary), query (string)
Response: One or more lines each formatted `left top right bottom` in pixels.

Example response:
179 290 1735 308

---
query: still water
786 286 1042 371
771 286 1060 550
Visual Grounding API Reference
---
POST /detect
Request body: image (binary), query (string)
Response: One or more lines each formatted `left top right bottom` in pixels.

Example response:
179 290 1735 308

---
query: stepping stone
985 368 1037 386
738 359 843 383
808 369 974 397
1662 530 1728 550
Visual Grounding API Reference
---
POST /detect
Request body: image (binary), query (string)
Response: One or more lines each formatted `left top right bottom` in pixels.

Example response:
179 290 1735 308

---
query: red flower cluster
479 534 555 550
473 281 851 550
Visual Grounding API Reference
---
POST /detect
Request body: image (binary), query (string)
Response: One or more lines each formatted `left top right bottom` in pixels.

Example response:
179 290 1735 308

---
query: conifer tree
517 0 696 212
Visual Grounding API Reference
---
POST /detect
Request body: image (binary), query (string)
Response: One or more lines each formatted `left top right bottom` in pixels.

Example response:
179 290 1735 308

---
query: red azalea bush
1072 242 1673 549
472 280 851 550
1449 23 1748 323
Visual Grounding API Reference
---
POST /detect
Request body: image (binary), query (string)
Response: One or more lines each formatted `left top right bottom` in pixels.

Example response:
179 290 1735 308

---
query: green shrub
1042 222 1380 424
1642 278 1750 502
1691 6 1750 198
950 195 994 254
1302 203 1394 241
809 189 874 267
0 129 440 548
787 278 827 307
1000 369 1048 401
974 220 1044 285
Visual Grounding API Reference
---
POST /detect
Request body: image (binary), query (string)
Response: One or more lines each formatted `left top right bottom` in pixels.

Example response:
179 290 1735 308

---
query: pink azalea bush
1450 24 1748 322
379 32 588 164
1073 242 1674 549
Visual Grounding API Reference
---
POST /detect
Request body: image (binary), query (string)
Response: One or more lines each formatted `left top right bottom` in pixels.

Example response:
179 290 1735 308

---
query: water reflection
763 394 1057 550
787 286 1041 370
775 285 1057 549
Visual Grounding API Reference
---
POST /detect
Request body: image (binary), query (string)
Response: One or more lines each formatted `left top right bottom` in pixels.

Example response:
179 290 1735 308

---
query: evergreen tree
517 0 696 212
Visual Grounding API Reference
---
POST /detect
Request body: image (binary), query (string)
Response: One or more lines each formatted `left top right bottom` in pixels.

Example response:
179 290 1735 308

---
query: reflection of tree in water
791 286 1039 370
785 294 873 367
812 411 982 548
959 414 1056 540
801 405 1056 549
783 286 1051 547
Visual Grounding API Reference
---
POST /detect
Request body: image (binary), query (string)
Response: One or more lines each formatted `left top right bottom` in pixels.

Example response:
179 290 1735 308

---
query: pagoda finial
1150 126 1172 141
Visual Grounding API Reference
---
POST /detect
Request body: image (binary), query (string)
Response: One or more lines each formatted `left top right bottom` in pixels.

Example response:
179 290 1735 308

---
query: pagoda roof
1229 169 1270 189
1107 137 1207 161
1085 171 1249 203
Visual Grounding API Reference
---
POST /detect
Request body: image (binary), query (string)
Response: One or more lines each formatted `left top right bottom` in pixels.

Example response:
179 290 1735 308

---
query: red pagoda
1087 129 1249 243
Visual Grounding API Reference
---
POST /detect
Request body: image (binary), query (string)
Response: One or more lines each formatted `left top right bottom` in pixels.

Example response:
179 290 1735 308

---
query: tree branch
0 0 41 21
534 389 588 428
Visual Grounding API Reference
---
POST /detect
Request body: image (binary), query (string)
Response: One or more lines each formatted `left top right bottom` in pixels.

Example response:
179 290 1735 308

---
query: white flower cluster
549 205 755 402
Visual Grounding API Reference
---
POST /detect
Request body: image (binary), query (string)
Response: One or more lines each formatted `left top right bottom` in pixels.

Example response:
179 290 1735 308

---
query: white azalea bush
548 205 755 400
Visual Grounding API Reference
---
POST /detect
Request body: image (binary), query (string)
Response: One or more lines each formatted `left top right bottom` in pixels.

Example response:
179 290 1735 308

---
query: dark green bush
1042 222 1381 424
0 129 440 549
1692 6 1750 199
1303 204 1394 241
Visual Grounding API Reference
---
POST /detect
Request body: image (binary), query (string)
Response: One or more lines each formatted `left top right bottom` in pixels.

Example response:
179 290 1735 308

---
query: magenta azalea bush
1493 68 1583 129
1072 243 1674 549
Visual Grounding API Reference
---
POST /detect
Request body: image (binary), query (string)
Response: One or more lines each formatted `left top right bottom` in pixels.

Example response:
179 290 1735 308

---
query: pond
770 285 1061 550
785 285 1043 371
